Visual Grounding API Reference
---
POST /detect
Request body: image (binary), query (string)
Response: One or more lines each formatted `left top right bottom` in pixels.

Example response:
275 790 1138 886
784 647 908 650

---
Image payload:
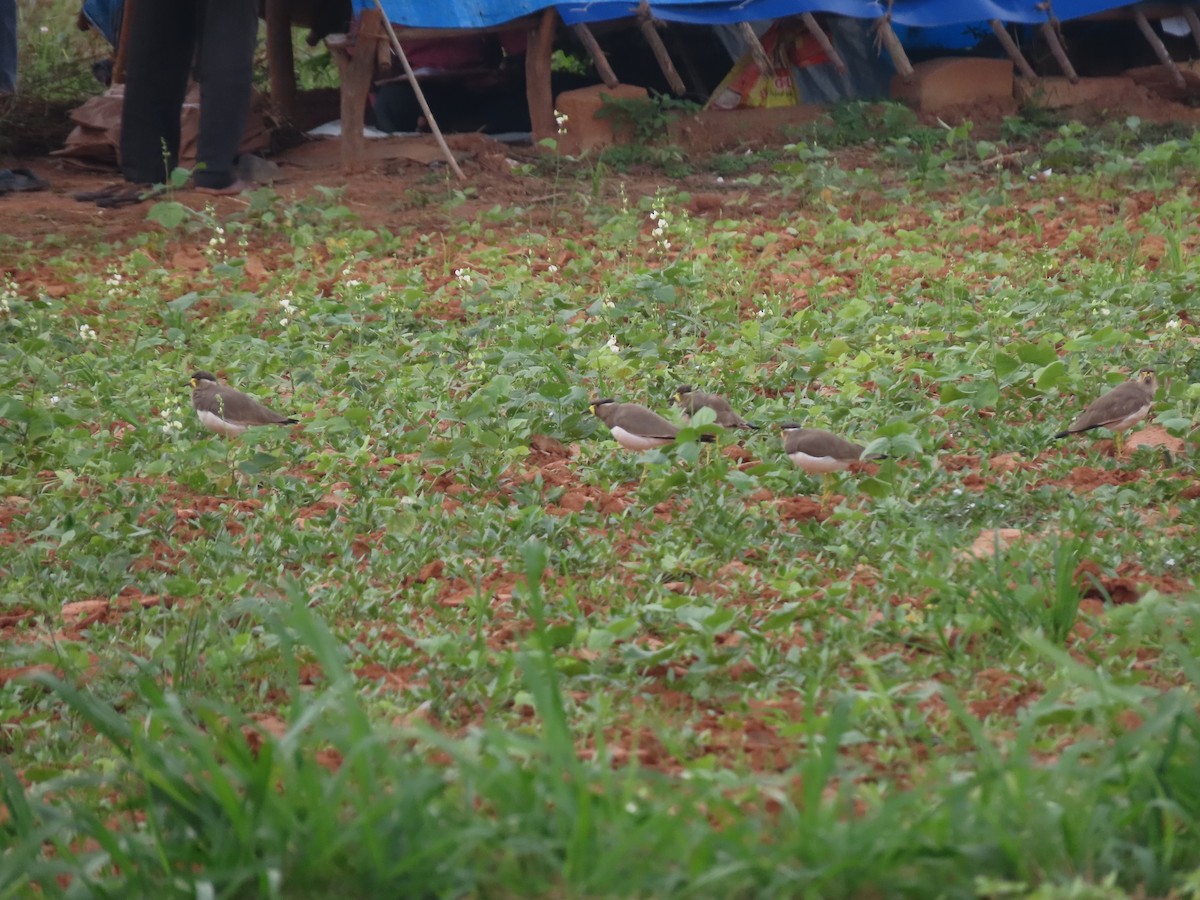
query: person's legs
119 0 197 183
192 0 257 190
0 0 17 94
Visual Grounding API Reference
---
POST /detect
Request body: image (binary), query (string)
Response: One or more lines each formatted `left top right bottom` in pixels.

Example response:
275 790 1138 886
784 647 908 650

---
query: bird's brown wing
785 429 864 461
199 385 294 426
611 405 679 440
1065 382 1151 433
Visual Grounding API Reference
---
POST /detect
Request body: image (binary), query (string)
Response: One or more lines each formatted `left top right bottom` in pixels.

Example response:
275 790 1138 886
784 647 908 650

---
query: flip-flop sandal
73 182 159 206
95 184 160 208
0 168 49 194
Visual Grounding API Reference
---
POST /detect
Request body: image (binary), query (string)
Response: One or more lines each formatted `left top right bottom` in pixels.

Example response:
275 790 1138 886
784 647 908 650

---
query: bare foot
194 179 252 197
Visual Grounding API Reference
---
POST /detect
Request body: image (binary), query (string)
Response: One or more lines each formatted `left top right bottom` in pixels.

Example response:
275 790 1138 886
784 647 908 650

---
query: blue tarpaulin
363 0 1186 28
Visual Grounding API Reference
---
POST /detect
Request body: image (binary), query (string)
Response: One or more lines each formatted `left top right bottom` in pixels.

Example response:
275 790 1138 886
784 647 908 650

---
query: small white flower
649 210 659 221
601 297 615 309
1100 307 1110 316
554 109 569 135
50 395 61 406
78 323 97 342
624 801 638 815
547 264 559 274
756 309 766 318
604 335 620 353
1166 318 1181 329
716 176 725 184
662 241 671 250
279 317 289 327
454 268 473 286
39 25 49 33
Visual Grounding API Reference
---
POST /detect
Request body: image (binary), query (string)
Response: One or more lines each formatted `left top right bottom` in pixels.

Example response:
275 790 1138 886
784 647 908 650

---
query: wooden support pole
990 19 1038 82
1183 5 1200 55
1040 20 1078 82
326 9 383 172
1133 7 1185 89
373 0 466 180
527 7 558 142
265 0 299 122
737 22 775 77
875 17 913 81
571 22 619 88
637 3 686 95
800 13 847 76
112 0 136 84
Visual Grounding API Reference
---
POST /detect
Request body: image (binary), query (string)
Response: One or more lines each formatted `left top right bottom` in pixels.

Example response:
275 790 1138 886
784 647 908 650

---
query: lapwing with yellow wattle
189 371 297 438
780 423 874 503
1054 368 1156 454
590 398 715 452
674 385 759 430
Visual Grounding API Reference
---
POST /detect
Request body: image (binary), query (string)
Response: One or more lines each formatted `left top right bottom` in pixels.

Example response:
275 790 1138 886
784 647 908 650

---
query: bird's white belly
1108 404 1150 432
611 427 673 451
197 409 247 437
788 452 851 474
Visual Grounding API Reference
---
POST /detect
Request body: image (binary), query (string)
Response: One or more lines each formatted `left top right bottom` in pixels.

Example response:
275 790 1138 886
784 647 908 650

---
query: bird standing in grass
674 385 759 430
1054 369 1156 454
780 424 868 504
189 371 297 437
590 398 714 451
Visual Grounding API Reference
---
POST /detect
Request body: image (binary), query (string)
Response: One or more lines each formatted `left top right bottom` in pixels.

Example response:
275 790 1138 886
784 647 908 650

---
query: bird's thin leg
1113 430 1125 456
820 474 834 506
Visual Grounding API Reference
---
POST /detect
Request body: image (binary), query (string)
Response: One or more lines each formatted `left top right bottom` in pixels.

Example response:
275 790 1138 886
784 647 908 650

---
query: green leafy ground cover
2 111 1200 897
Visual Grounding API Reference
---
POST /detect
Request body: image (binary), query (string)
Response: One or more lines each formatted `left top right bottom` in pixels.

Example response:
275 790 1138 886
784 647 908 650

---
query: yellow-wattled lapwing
674 385 759 430
189 371 297 437
1054 369 1156 454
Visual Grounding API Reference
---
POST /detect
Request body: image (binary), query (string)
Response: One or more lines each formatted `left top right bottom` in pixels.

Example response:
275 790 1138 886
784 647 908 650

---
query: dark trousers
0 0 16 94
120 0 257 188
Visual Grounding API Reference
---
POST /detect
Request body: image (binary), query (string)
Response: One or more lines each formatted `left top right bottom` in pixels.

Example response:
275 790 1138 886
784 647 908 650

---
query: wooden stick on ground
800 13 847 76
637 2 686 95
372 0 466 181
1133 7 1185 90
990 19 1038 82
571 22 619 88
737 22 775 77
1040 20 1078 82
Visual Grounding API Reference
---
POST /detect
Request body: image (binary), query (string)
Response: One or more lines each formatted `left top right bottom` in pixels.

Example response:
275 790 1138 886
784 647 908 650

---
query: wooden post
326 9 383 171
112 0 136 84
1040 20 1078 83
990 19 1038 82
637 2 686 95
1183 5 1200 55
737 22 775 77
265 0 298 122
876 17 913 81
571 22 619 88
800 13 847 76
527 7 558 142
1133 7 1185 90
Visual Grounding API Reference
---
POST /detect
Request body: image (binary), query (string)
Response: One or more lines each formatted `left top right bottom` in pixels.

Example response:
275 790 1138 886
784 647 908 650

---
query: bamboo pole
800 13 847 76
372 0 466 181
637 2 686 95
990 19 1038 82
876 17 913 80
1040 20 1078 82
737 22 775 76
570 22 619 88
1133 7 1185 89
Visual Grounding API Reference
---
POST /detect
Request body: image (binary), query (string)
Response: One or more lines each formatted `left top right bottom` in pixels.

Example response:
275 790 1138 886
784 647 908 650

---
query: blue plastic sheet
364 0 1164 28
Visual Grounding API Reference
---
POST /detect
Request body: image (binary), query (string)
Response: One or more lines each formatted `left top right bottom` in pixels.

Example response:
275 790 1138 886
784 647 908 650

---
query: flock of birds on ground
189 367 1160 497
